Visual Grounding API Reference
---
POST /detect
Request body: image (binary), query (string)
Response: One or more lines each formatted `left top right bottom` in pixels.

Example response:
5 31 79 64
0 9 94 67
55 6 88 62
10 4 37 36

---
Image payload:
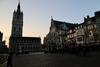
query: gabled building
82 11 100 46
44 17 77 52
44 11 100 53
75 11 100 47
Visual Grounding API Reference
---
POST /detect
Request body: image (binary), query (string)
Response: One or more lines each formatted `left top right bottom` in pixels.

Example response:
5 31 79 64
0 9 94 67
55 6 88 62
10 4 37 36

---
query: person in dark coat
7 53 13 67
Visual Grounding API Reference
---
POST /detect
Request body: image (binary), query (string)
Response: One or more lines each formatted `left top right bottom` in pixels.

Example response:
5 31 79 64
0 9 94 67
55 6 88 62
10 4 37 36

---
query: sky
0 0 100 47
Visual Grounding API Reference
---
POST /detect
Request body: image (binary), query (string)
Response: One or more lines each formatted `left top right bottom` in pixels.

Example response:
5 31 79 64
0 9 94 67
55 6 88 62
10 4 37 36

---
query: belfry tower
11 2 23 37
9 2 41 54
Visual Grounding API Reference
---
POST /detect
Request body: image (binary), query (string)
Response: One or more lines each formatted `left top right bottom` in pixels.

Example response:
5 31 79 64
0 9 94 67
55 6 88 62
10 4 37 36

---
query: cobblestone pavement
0 54 8 67
1 52 100 67
0 54 8 64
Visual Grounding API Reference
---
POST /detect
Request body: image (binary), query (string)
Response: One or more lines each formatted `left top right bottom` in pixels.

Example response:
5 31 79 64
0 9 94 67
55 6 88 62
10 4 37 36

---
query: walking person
7 53 13 67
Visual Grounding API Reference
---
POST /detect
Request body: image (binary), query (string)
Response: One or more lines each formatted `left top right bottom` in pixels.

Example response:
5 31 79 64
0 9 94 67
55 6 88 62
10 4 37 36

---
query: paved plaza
1 52 100 67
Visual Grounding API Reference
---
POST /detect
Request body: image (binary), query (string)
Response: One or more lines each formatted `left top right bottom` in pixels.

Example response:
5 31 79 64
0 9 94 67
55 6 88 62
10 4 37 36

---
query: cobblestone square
1 52 100 67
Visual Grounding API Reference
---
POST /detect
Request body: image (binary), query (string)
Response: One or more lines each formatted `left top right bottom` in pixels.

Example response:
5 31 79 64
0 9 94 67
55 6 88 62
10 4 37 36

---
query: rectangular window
77 37 82 41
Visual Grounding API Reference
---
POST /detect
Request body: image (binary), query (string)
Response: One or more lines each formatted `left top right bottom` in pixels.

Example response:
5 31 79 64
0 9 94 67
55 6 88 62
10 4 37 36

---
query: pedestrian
7 53 13 67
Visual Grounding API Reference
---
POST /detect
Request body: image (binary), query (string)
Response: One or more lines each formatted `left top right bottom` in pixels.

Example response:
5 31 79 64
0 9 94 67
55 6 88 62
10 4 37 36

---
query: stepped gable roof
85 17 96 22
82 15 97 25
52 19 78 30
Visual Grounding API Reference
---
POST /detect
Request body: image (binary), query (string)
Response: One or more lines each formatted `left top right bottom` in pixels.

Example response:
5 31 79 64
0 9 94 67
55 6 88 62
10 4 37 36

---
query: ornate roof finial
87 15 90 19
51 16 53 21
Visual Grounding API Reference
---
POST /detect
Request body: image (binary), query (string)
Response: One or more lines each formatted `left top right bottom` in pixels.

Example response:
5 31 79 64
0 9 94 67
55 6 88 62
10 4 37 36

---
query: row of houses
44 11 100 52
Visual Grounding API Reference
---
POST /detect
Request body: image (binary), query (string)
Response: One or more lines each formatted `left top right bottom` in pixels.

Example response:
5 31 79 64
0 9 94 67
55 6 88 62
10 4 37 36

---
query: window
13 27 16 32
67 35 69 38
91 25 93 29
77 37 82 41
94 25 96 28
88 26 90 29
89 36 94 42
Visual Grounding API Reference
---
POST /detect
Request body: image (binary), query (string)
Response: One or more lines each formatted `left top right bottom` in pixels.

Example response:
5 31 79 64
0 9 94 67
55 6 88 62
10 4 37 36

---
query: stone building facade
44 11 100 52
9 37 41 53
9 2 41 54
44 17 77 52
70 11 100 48
75 24 85 47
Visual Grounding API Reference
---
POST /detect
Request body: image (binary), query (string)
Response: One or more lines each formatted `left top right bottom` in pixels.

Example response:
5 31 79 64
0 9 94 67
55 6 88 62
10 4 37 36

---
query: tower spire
17 0 21 13
11 0 23 37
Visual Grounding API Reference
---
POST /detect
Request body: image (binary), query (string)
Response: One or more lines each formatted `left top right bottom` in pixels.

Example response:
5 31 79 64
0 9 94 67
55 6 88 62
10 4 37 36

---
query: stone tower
11 2 23 37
